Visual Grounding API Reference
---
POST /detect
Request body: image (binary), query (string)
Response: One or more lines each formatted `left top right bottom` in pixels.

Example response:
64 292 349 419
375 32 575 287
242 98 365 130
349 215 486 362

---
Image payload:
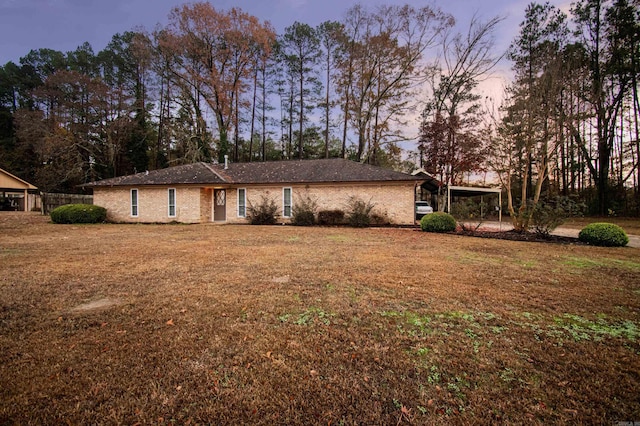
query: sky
0 0 571 68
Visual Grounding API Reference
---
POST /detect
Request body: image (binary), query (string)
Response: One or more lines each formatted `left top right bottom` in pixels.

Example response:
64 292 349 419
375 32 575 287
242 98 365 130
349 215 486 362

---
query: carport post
499 191 502 231
24 189 28 211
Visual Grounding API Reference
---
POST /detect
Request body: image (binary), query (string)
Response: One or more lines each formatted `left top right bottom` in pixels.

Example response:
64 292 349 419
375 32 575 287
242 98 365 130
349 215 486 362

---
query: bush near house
50 204 107 224
317 209 345 226
578 223 629 247
370 212 390 226
291 195 318 226
246 196 279 225
421 212 457 233
346 197 375 228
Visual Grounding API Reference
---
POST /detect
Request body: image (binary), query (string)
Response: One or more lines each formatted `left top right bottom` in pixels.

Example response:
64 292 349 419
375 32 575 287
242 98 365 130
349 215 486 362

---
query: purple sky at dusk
1 0 570 69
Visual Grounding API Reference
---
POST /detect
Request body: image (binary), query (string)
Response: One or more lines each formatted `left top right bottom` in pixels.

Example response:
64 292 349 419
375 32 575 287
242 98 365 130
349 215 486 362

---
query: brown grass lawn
1 213 639 425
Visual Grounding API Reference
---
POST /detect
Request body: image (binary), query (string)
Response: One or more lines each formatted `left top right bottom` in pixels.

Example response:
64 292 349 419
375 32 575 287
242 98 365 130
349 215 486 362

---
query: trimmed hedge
578 223 629 247
291 210 316 226
318 210 345 226
50 204 107 224
420 212 456 233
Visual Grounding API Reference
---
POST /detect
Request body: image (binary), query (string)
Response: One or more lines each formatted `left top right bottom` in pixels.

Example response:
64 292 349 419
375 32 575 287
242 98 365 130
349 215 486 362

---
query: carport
0 168 39 211
446 185 502 228
412 169 442 209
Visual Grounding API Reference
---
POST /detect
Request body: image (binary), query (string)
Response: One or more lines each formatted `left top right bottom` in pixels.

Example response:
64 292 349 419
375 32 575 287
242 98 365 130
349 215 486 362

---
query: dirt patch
69 297 122 313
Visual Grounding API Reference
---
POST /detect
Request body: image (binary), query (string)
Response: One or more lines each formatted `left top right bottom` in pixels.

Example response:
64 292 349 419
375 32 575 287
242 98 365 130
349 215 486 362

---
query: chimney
224 155 229 170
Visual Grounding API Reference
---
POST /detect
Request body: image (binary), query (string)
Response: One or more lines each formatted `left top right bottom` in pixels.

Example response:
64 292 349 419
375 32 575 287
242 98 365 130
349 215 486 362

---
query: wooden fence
41 193 93 214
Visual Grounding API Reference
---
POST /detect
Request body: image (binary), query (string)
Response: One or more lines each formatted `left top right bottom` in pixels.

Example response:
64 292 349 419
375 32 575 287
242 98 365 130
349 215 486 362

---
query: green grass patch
279 307 335 326
563 256 640 271
381 310 432 337
551 314 639 342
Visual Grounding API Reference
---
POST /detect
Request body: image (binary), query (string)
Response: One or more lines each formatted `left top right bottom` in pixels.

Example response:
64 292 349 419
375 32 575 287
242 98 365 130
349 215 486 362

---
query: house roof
411 169 443 193
83 162 226 187
84 158 423 187
0 168 38 190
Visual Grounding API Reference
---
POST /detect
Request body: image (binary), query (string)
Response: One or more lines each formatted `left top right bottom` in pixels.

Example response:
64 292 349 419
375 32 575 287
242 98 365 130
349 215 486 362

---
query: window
131 189 138 217
237 188 246 217
168 188 176 217
283 187 292 217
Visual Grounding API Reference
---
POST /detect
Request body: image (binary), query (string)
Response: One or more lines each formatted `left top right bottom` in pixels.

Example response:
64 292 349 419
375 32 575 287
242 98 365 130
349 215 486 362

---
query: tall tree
419 14 503 208
98 32 154 175
280 22 322 159
161 3 276 163
501 2 569 230
338 3 452 163
318 21 344 158
571 0 638 214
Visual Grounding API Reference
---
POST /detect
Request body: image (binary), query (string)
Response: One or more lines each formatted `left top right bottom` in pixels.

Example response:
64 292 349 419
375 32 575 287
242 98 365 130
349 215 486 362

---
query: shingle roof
85 158 422 187
84 162 226 187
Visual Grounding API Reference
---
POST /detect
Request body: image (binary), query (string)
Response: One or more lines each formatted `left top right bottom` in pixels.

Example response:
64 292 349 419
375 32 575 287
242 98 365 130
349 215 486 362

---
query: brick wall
227 182 416 225
94 182 417 225
200 188 212 222
94 186 203 223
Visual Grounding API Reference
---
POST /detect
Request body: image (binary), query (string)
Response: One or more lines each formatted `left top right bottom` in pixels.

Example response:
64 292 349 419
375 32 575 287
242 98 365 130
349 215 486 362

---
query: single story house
0 168 40 212
83 158 424 225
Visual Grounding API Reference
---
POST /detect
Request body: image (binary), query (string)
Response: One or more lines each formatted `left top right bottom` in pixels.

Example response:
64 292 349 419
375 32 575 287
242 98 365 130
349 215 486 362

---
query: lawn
1 213 639 424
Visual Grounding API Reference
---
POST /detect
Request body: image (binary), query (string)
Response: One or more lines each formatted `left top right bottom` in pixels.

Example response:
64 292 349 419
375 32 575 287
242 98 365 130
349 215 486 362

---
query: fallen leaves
2 217 639 424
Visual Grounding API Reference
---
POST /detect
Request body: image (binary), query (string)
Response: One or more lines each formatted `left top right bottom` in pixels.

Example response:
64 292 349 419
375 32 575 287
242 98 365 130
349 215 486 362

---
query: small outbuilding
83 158 424 225
0 168 39 212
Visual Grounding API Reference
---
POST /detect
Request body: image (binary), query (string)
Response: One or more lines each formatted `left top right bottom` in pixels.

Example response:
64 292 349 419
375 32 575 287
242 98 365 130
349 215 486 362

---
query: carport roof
0 168 37 190
447 185 502 197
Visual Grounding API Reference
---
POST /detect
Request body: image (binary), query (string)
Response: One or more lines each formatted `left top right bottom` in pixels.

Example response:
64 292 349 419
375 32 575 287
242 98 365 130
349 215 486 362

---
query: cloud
280 0 308 9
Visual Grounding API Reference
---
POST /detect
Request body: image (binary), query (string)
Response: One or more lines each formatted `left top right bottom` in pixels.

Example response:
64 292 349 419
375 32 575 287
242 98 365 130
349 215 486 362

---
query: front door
214 189 226 222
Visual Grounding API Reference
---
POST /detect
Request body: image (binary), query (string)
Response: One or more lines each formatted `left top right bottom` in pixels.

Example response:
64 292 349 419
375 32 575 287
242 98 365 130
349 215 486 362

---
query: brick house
84 158 424 225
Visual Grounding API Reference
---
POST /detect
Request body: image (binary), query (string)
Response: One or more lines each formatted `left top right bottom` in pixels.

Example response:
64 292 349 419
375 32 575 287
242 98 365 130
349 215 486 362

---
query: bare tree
338 3 452 163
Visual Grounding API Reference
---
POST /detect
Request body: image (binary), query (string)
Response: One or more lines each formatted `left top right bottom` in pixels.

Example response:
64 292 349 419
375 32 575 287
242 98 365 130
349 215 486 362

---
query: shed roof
84 159 423 187
0 168 38 190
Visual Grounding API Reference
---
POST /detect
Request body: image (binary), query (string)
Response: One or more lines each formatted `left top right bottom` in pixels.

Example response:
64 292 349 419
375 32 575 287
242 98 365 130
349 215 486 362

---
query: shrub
420 212 456 233
50 204 107 224
370 212 390 226
531 196 584 236
346 196 375 228
450 198 488 221
291 194 318 226
246 196 279 225
578 223 629 247
318 210 345 226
